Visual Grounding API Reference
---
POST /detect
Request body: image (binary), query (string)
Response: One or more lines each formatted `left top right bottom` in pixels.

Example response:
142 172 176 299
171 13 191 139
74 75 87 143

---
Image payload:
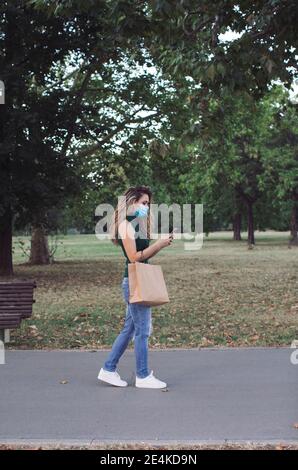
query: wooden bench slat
0 304 33 308
0 290 35 294
0 315 22 327
0 313 32 319
0 310 31 314
0 312 32 318
0 304 34 308
0 314 22 319
0 288 35 292
0 294 33 297
0 287 34 290
0 288 36 292
0 314 32 320
0 296 34 299
0 296 33 300
0 322 21 328
0 281 35 284
0 322 20 328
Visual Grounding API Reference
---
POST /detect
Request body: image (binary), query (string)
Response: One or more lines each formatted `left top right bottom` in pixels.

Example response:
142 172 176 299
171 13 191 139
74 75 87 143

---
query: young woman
98 186 173 389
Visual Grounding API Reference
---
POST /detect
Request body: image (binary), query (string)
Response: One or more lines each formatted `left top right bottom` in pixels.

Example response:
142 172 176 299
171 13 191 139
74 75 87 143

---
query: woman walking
98 186 173 389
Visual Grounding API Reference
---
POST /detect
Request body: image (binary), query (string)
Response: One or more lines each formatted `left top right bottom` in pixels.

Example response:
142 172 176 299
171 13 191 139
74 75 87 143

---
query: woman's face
128 193 150 215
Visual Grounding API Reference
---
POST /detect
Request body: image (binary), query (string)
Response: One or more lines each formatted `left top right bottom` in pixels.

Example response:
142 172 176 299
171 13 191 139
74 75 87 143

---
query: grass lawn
3 230 298 349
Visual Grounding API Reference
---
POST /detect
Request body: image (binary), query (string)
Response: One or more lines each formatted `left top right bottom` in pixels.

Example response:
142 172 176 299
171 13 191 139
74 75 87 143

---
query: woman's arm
119 221 173 263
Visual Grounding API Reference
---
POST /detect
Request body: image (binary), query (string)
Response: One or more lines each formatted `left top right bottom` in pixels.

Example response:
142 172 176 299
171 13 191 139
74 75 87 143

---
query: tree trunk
233 213 242 240
0 204 13 276
247 201 255 245
29 225 50 265
289 203 298 245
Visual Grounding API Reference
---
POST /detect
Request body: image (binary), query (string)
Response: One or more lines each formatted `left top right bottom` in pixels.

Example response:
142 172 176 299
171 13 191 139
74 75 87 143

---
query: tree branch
74 111 159 159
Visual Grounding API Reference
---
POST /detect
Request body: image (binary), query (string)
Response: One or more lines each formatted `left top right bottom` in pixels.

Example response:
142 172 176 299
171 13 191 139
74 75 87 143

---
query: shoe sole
98 373 128 387
135 383 167 389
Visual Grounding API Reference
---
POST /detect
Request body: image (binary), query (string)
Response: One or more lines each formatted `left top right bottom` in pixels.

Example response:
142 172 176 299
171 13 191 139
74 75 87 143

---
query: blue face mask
134 204 149 218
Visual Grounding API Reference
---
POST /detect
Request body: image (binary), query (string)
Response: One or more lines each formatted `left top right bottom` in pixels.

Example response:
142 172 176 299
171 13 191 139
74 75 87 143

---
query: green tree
147 0 298 96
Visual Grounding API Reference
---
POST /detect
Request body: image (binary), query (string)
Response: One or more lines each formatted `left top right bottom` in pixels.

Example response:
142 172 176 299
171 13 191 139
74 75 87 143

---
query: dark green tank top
117 214 150 278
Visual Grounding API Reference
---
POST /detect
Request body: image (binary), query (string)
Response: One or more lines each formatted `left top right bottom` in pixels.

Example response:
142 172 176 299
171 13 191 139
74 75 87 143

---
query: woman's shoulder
118 219 135 239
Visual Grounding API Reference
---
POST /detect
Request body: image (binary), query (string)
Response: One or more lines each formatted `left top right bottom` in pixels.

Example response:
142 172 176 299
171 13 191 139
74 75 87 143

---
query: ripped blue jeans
103 277 153 379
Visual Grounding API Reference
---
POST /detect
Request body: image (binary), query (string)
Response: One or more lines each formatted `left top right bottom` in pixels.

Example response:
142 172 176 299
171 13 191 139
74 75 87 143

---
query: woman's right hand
157 232 174 249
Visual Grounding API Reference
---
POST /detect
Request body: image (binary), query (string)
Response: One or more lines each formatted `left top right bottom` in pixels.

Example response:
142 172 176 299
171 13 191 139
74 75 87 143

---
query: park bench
0 281 37 344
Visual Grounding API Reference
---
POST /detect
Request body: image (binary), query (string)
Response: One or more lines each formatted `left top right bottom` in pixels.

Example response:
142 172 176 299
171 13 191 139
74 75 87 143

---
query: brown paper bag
128 262 170 306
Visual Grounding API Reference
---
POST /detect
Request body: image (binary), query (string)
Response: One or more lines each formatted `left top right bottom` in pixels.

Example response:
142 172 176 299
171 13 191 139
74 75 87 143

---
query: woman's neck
126 213 137 220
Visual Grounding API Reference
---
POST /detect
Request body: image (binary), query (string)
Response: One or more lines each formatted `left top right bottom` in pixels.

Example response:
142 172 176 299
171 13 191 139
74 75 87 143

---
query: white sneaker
98 368 128 387
135 370 167 389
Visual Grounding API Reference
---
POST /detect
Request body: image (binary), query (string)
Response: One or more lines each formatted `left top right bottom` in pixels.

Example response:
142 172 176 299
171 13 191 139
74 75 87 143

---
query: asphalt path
0 347 297 446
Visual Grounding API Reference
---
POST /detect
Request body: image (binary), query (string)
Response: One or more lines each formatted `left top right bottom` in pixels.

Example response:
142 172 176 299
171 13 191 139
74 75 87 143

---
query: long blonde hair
109 186 154 246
